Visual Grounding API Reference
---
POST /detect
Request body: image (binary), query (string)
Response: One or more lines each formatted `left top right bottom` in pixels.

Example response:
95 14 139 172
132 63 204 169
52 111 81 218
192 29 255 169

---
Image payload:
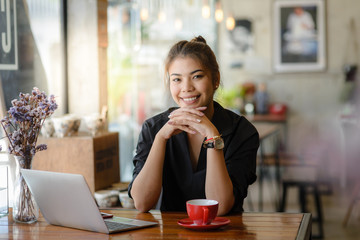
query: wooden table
254 123 282 211
247 113 288 150
0 209 312 240
250 113 287 123
255 123 281 140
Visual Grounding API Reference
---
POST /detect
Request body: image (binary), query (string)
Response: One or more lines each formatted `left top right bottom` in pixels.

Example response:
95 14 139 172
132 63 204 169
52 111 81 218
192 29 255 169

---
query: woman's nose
181 79 194 92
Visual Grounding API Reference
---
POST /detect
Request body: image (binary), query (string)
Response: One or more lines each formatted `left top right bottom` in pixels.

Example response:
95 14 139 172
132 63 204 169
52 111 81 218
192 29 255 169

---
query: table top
253 123 281 140
0 209 311 240
246 113 287 123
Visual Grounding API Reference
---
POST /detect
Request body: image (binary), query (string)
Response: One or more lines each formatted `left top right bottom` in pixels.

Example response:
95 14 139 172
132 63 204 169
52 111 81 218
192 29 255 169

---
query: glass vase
12 155 39 223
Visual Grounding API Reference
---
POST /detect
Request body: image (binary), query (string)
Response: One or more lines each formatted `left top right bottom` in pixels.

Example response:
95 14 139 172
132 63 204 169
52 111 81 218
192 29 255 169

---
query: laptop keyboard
104 220 135 231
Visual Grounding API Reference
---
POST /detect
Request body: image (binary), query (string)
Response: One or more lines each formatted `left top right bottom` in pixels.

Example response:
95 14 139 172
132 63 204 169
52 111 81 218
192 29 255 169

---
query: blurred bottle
255 82 269 114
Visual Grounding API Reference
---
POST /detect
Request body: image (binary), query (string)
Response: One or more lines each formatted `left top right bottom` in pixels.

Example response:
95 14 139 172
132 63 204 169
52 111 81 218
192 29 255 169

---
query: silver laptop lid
21 169 109 233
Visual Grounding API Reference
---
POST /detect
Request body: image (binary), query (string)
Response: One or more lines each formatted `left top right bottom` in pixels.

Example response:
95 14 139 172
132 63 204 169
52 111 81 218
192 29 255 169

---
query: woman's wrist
205 128 220 140
155 131 170 143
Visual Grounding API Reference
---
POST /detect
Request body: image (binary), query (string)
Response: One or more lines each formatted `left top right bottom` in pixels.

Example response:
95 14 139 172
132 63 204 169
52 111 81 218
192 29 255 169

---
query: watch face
214 138 224 149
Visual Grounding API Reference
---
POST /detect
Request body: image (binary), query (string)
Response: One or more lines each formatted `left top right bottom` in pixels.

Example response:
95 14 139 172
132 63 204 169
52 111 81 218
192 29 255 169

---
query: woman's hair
164 36 220 89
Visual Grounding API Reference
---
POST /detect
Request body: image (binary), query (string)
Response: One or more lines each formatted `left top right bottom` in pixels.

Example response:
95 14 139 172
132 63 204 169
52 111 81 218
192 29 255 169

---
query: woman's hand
166 106 218 138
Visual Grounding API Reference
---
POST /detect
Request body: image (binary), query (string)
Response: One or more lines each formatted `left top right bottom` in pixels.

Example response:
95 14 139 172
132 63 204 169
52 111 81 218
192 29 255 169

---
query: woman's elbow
217 205 232 216
134 201 152 213
131 188 160 212
217 197 235 216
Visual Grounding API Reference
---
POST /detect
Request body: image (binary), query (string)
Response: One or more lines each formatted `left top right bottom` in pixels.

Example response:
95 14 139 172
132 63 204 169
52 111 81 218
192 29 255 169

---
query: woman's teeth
183 96 198 102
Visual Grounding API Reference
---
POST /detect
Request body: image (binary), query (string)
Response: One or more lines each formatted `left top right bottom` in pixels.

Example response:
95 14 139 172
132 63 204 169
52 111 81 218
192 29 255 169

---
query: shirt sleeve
127 121 155 199
224 120 259 212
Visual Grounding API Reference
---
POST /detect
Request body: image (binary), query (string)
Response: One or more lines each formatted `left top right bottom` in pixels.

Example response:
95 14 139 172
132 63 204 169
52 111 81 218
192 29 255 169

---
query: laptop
21 169 157 234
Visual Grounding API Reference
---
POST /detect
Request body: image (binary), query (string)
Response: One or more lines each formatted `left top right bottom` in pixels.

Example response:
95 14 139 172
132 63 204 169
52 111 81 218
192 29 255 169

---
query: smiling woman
128 36 259 216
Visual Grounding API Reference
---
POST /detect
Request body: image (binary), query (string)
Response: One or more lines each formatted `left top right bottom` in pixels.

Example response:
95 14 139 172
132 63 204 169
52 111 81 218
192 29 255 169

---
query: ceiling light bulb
158 11 166 22
215 9 223 22
202 5 210 19
175 18 183 30
140 8 149 21
226 16 235 30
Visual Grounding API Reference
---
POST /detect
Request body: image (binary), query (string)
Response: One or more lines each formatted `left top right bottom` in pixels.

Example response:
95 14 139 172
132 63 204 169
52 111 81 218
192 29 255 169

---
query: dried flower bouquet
0 87 57 223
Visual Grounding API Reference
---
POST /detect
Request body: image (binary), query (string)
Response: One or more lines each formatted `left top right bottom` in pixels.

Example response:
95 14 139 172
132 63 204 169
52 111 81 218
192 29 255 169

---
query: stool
278 163 324 239
279 180 324 239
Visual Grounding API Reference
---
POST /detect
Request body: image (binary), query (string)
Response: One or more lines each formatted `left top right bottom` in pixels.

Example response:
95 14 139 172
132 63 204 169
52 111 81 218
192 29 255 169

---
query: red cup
186 199 218 225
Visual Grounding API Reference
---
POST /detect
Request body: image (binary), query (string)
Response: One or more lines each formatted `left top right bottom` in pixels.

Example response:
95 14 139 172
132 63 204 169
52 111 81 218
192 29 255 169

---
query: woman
128 36 259 215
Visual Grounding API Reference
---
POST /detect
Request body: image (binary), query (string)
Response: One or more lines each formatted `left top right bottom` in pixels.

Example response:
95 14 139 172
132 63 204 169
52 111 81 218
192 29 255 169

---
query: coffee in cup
186 199 218 225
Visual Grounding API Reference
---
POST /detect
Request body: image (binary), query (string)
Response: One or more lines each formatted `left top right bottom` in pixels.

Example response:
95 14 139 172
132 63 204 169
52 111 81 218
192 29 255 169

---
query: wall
218 0 360 182
0 1 53 112
67 0 100 115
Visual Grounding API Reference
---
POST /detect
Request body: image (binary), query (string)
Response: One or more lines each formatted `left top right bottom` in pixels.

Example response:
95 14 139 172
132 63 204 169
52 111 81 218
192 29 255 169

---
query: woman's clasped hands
162 106 217 139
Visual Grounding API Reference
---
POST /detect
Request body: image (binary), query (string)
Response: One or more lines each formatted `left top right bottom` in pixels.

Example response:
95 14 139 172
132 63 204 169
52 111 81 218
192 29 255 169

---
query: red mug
186 199 218 225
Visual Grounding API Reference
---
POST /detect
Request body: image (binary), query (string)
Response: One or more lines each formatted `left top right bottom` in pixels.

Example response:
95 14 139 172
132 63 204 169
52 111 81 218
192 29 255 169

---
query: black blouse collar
211 101 240 137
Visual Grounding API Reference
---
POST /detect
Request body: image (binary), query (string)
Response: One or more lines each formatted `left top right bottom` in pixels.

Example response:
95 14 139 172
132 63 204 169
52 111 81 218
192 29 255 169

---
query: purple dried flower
0 87 57 158
11 111 26 122
35 144 47 152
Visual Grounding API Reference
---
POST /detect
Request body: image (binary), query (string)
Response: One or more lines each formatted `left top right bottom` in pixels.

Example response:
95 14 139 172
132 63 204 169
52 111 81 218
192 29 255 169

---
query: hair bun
191 36 207 44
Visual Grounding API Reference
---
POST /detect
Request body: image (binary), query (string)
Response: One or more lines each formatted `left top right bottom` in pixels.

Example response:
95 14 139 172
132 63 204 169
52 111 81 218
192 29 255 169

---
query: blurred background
0 0 360 238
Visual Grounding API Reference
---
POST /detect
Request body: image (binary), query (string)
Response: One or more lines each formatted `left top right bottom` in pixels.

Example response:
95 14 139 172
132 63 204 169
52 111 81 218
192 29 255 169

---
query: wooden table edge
296 213 312 240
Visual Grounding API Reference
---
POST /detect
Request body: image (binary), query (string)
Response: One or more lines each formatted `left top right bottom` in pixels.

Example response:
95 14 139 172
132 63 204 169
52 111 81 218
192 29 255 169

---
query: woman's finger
168 114 202 126
195 106 207 111
168 121 197 134
169 106 206 118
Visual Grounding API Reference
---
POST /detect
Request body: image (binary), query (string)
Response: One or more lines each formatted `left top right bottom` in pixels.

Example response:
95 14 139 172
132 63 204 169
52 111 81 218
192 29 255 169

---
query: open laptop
21 169 157 234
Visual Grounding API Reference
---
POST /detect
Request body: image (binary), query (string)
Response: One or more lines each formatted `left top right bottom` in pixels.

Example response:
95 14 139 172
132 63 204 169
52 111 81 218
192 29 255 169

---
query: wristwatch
203 135 224 150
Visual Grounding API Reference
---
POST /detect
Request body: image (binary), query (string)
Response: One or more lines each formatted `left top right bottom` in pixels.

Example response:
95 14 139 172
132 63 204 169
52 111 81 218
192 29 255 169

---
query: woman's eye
193 75 203 79
172 78 180 82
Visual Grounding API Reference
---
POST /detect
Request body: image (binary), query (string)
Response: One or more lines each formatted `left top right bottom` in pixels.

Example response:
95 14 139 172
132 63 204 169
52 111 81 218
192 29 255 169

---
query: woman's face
168 56 217 109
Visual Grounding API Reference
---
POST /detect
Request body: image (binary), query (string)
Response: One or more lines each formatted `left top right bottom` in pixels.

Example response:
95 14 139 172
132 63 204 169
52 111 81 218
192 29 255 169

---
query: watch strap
203 135 224 149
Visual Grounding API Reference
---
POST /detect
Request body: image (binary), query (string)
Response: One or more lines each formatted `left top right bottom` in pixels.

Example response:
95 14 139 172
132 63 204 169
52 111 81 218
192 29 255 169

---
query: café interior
0 0 360 239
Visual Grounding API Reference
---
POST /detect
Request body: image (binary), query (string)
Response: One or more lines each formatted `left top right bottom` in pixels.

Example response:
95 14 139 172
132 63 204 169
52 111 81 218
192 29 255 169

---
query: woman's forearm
205 149 235 215
130 135 167 212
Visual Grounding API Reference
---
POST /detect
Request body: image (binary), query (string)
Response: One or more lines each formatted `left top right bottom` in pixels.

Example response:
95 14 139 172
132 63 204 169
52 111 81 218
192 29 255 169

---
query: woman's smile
181 95 200 104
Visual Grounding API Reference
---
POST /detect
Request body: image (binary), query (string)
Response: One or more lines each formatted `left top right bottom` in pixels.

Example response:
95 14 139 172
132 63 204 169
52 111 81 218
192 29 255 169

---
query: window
107 0 217 181
0 0 66 203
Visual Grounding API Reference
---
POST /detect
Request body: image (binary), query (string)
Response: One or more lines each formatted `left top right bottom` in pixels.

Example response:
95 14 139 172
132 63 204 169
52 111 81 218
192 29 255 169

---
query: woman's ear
214 72 220 89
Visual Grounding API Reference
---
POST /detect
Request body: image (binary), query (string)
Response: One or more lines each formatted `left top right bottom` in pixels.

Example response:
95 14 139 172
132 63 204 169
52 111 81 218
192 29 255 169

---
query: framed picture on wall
273 0 326 72
227 19 254 69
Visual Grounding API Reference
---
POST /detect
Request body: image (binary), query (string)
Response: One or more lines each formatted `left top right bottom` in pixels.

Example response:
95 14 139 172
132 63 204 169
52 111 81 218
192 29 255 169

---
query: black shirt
128 102 259 212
